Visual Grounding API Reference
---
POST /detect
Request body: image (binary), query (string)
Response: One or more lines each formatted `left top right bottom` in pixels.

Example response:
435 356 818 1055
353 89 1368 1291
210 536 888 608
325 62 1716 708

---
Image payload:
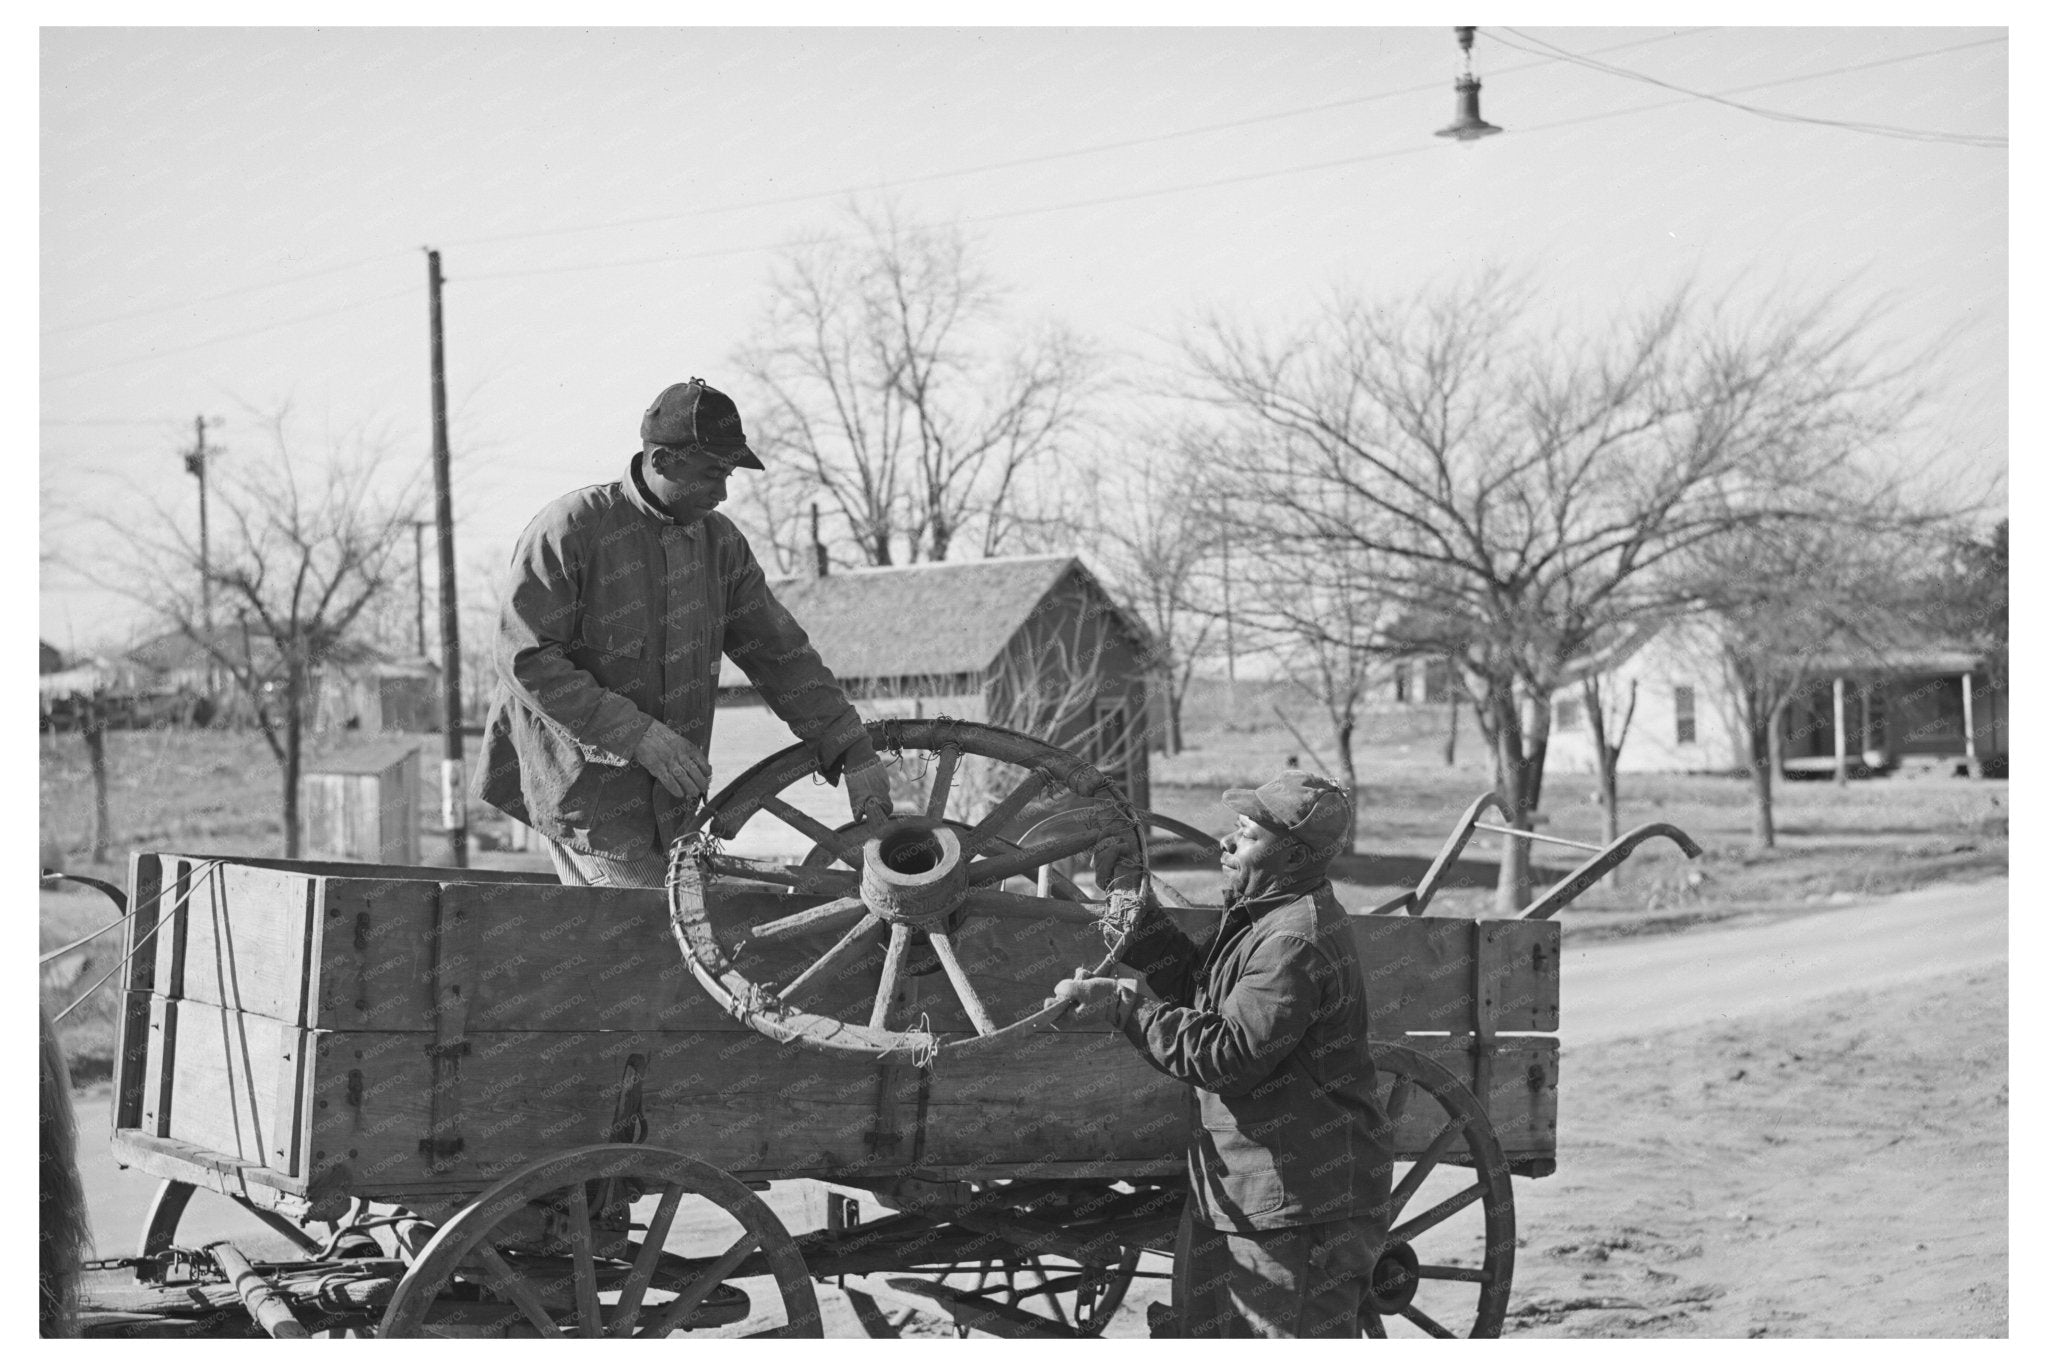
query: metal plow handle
1517 822 1704 921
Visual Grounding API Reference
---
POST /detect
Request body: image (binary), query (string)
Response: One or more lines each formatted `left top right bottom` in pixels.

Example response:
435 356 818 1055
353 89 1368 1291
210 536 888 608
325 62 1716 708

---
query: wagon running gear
1223 771 1351 860
641 377 763 469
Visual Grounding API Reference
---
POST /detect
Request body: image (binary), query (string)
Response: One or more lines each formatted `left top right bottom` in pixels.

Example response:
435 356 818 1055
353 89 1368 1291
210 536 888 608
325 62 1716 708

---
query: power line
441 28 1713 252
1492 28 2005 148
459 33 2013 288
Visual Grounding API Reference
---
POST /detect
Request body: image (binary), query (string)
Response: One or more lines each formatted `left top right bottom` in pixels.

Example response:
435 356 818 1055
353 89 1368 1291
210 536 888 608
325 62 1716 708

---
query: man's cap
1223 771 1351 859
641 378 763 469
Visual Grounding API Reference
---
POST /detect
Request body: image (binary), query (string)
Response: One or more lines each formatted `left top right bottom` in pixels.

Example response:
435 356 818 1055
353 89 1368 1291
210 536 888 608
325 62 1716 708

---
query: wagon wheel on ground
1161 1044 1514 1339
379 1144 820 1339
670 720 1155 1062
1361 1042 1515 1338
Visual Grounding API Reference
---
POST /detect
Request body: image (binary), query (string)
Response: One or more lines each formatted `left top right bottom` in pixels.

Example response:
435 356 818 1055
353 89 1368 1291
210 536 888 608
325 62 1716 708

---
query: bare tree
1081 432 1224 754
1188 273 1916 910
81 411 418 857
1677 517 1936 850
735 201 1096 566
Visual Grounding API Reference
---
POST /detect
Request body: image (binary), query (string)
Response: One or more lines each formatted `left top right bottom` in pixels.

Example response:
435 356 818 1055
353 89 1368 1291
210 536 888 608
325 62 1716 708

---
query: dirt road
66 877 2007 1336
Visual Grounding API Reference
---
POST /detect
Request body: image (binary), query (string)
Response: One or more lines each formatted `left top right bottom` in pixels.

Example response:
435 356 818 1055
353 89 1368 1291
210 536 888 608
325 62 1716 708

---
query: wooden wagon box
111 852 1560 1213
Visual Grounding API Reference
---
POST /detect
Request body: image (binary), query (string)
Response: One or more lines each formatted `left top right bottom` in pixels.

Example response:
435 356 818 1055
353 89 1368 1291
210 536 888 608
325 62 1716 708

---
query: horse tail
39 1006 89 1337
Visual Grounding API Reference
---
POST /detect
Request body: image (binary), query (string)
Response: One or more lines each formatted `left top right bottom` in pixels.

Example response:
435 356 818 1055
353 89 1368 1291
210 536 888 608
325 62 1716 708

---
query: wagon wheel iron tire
378 1144 821 1339
1162 1044 1513 1339
671 719 1151 1063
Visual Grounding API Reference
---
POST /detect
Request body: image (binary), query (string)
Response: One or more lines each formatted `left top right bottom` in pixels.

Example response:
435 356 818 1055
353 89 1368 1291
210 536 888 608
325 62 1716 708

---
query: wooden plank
175 863 319 1025
156 996 303 1171
116 853 167 1130
1387 1035 1558 1165
307 1027 908 1195
107 1130 312 1206
918 1027 1187 1170
1352 917 1559 1034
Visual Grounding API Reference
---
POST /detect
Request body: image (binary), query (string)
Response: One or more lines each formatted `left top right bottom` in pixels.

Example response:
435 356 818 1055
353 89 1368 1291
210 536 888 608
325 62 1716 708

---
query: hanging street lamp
1436 26 1504 142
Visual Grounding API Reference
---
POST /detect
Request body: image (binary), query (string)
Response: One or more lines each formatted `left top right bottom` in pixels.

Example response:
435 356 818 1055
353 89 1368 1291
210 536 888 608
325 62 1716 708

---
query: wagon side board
112 852 1562 1205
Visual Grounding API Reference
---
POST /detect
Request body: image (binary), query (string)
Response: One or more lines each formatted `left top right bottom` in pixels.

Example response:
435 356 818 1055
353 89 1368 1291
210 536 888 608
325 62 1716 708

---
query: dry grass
1148 682 2007 934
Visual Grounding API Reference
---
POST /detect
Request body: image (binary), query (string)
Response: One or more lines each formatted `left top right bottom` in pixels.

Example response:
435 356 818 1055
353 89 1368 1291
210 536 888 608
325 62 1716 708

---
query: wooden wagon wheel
671 719 1151 1063
1361 1042 1515 1339
379 1144 821 1339
1161 1044 1514 1339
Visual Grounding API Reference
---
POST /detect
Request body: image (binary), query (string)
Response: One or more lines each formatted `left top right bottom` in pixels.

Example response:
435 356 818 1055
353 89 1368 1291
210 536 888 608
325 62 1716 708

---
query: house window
1674 685 1697 745
1423 660 1451 704
1393 666 1409 704
1553 698 1583 732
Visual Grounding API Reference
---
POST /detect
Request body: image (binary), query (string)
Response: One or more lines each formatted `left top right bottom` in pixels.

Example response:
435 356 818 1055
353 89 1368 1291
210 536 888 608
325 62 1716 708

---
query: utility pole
427 249 467 867
410 520 430 657
183 416 223 697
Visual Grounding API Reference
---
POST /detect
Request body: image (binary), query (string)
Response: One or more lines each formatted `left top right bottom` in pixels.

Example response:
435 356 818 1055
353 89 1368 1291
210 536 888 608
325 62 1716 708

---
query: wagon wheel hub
1368 1239 1422 1314
859 818 969 930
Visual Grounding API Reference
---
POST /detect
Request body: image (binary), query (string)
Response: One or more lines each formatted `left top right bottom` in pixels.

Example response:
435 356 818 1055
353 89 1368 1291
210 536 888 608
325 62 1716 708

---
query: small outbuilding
710 554 1156 859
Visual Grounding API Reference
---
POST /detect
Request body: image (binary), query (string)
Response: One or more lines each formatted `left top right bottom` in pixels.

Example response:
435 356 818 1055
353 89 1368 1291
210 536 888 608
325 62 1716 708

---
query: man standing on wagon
1060 771 1392 1337
474 378 892 887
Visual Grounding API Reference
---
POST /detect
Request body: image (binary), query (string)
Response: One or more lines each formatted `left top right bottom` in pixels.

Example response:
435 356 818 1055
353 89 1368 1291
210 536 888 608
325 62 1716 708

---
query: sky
36 20 2011 653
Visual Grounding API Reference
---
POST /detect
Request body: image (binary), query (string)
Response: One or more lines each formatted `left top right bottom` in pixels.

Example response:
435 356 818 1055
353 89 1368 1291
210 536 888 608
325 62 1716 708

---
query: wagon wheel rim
1362 1042 1516 1339
670 719 1149 1063
378 1144 821 1339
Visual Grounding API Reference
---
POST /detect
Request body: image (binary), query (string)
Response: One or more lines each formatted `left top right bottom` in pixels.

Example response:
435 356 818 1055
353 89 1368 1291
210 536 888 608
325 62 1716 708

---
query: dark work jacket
474 455 872 856
1118 880 1392 1234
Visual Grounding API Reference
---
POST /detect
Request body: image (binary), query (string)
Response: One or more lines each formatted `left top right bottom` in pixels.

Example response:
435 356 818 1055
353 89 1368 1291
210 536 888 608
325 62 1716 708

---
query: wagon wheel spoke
1389 1120 1463 1221
967 822 1110 886
869 923 914 1030
956 886 1100 924
706 855 861 898
560 1183 603 1336
1400 1303 1458 1339
1389 1180 1486 1243
475 1244 564 1337
1384 1076 1414 1123
1362 1306 1387 1338
608 1185 685 1336
962 771 1050 853
927 929 999 1035
776 914 885 1009
634 1230 763 1339
1033 1258 1072 1329
750 895 868 943
762 796 863 867
926 744 962 819
1416 1263 1491 1283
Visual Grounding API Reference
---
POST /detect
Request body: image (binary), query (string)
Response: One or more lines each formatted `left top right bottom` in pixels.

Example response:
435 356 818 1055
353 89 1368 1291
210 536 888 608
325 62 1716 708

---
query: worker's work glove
1051 970 1137 1027
1091 831 1144 893
633 720 711 804
844 758 893 825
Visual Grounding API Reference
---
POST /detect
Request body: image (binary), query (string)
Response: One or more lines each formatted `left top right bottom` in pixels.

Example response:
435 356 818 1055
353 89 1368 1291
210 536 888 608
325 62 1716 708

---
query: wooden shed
712 555 1156 859
298 741 421 864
